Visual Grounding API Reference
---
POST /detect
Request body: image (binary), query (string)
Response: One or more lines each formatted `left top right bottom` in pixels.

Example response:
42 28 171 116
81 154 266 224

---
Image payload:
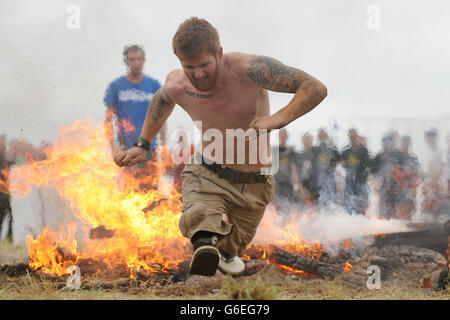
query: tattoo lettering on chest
184 89 213 99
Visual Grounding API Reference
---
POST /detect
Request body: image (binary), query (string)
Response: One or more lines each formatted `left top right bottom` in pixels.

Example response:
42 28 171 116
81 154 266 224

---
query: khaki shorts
179 163 275 256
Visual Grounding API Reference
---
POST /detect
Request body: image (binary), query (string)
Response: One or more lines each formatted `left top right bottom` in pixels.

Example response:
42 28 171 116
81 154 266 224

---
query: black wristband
137 136 151 146
134 139 150 151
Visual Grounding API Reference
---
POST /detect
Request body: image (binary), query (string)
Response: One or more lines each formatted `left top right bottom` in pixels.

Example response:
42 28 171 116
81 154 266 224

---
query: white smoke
255 202 411 245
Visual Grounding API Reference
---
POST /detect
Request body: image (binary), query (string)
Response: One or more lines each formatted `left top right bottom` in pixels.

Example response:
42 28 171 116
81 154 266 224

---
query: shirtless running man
114 17 327 276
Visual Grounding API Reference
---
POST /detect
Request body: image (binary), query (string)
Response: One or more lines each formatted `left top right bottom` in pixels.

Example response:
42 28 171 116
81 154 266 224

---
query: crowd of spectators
273 127 450 221
1 125 448 241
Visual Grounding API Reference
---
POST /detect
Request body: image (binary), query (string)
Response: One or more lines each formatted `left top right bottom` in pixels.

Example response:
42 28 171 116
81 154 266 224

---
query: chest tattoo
184 89 213 99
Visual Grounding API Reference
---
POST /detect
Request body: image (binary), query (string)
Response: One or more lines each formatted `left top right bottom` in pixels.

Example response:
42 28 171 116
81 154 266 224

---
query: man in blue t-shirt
104 44 166 158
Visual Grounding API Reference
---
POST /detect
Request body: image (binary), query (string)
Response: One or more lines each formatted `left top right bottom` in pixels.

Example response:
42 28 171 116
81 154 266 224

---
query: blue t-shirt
104 75 161 151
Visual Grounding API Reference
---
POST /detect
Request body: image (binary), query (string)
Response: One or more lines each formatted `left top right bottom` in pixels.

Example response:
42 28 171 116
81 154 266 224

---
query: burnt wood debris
1 221 449 291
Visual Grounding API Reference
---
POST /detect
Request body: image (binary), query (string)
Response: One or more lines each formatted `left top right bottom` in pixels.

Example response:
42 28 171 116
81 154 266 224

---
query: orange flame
253 205 323 261
10 116 367 280
342 240 356 249
342 261 353 272
10 117 189 277
278 265 318 278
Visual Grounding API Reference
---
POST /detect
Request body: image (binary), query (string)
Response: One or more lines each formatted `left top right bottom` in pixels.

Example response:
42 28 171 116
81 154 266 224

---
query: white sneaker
217 251 245 276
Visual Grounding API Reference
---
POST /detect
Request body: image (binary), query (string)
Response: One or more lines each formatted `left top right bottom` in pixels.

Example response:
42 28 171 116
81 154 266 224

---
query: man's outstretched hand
113 147 147 167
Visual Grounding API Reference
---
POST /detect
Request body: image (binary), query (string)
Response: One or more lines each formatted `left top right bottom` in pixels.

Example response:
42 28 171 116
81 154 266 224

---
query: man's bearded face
179 51 220 92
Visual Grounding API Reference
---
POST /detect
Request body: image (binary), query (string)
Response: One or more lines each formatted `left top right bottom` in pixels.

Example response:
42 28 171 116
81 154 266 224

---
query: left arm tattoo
246 56 311 93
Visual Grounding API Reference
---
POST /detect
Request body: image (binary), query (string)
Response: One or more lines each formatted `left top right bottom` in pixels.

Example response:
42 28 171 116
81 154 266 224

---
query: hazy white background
1 0 449 160
2 0 449 244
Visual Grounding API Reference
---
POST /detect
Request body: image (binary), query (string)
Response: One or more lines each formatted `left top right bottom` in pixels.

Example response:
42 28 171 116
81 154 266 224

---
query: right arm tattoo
149 86 174 122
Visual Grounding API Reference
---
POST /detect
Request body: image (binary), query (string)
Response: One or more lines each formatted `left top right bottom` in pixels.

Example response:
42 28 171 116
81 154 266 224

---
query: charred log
269 245 341 279
373 226 449 256
444 220 450 235
244 245 341 279
429 269 449 291
0 263 30 277
89 225 116 240
142 198 168 213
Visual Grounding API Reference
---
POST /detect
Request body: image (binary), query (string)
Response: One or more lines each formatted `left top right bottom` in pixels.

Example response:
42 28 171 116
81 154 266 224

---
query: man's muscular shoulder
164 69 186 102
223 52 254 77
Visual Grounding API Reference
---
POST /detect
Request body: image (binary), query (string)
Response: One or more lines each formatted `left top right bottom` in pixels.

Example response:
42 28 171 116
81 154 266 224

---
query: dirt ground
0 241 448 300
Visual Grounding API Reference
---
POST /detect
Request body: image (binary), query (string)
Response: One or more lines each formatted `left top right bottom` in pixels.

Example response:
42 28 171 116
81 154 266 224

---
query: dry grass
0 240 28 265
281 275 450 300
0 241 448 300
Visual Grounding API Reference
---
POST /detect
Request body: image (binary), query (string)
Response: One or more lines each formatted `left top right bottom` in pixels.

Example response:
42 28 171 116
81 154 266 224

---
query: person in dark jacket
273 128 298 213
341 128 371 215
397 135 420 220
0 135 12 241
314 128 340 205
371 134 404 219
294 132 319 206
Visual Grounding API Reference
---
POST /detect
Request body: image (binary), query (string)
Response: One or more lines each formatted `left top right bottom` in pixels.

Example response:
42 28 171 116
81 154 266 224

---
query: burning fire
247 206 325 276
342 261 353 272
253 206 324 261
1 116 367 280
279 265 318 277
4 117 190 278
